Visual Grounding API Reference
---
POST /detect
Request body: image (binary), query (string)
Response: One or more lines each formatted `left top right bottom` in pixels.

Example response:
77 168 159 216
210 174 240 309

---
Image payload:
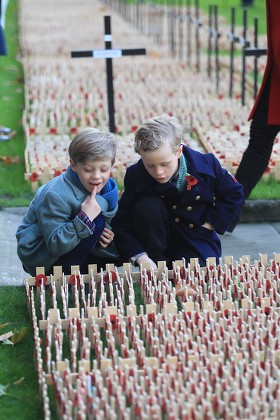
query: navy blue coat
112 146 244 263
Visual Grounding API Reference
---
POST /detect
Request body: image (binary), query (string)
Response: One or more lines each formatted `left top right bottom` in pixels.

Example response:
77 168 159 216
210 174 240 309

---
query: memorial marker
71 15 146 133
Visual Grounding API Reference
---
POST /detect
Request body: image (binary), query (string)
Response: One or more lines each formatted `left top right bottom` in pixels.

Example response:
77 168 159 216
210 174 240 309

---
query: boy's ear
177 145 183 158
70 159 76 172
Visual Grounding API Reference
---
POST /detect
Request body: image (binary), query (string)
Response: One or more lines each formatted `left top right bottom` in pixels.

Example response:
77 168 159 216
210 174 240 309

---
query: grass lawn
198 0 266 33
0 0 34 207
0 286 43 419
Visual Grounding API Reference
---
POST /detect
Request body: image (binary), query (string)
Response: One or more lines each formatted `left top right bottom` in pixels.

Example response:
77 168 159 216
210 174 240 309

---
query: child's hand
81 186 101 221
201 222 214 231
99 227 114 248
136 254 158 270
175 283 197 297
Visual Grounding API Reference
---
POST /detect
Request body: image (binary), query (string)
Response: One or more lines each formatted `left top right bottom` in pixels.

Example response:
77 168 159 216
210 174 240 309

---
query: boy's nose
92 172 101 180
155 167 163 175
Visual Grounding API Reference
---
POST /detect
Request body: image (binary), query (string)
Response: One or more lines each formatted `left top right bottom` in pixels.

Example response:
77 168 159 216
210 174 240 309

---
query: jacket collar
133 145 215 192
64 166 89 199
184 145 216 179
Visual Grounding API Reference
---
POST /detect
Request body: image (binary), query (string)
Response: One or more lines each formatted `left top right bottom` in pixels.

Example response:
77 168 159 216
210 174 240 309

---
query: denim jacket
16 166 118 275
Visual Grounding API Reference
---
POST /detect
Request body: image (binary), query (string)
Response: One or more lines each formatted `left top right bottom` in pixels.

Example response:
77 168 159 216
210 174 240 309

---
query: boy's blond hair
69 127 116 164
134 113 183 154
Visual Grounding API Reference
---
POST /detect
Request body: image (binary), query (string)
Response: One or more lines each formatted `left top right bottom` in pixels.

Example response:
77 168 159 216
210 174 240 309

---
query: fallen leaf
0 383 19 399
0 155 20 164
0 323 14 329
10 327 28 345
13 377 24 386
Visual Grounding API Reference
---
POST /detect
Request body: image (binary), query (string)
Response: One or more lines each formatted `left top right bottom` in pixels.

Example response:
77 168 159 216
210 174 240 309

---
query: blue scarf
100 178 118 211
176 154 188 192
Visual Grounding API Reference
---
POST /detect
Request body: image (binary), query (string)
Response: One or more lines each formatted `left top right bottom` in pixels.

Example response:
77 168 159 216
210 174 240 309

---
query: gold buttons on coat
188 223 194 228
195 195 201 201
187 206 192 211
175 217 180 223
172 205 177 210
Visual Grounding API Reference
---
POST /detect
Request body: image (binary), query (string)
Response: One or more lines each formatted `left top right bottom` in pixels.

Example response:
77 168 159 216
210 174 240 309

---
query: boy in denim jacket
16 128 119 275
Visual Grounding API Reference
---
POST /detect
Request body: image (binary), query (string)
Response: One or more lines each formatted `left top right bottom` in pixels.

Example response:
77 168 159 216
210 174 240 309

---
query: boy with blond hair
112 114 243 269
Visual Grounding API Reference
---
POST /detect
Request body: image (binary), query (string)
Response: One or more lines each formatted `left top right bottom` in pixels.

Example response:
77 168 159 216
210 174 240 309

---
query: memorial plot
26 254 280 418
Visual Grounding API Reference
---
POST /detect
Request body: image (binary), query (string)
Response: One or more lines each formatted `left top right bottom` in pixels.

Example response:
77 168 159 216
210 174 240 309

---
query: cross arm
71 48 146 59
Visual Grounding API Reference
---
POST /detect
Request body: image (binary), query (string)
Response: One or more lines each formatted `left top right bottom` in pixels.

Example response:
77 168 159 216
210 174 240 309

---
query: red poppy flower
49 127 57 134
29 172 39 182
70 127 77 135
35 274 47 287
110 314 118 330
53 170 61 177
69 274 81 287
104 271 117 283
147 313 155 324
186 175 198 186
264 307 270 315
186 174 198 190
29 127 36 135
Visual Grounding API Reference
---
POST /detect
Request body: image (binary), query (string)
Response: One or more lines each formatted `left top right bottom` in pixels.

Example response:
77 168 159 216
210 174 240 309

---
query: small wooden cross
71 15 146 133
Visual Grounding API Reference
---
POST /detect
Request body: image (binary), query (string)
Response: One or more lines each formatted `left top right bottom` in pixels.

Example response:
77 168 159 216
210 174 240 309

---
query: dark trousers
235 75 280 198
132 196 204 267
50 214 106 275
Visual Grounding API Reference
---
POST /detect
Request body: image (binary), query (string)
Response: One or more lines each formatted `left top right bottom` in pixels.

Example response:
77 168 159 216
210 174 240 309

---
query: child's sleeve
36 190 96 256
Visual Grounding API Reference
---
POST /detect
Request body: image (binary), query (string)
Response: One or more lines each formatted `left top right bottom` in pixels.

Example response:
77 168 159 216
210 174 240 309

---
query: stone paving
0 208 28 286
1 207 279 286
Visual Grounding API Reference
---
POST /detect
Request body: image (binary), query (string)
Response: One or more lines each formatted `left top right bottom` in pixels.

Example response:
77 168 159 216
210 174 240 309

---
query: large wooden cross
71 15 146 133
